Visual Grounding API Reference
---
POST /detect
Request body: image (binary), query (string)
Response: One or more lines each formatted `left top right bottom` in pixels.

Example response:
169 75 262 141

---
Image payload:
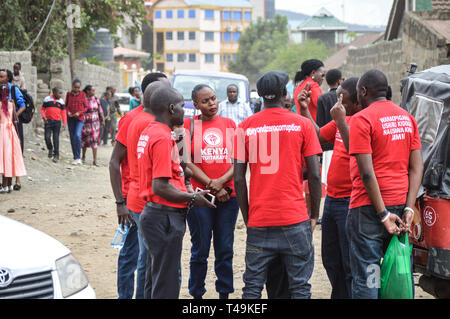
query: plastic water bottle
110 224 130 250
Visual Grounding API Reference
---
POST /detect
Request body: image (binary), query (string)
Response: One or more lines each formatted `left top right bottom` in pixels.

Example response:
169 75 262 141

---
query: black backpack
11 85 35 124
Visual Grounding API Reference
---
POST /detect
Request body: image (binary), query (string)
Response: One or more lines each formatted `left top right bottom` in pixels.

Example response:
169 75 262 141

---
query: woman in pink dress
0 84 26 193
81 85 104 166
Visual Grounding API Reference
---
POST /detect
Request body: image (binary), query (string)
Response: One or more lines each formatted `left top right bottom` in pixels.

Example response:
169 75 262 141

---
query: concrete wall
340 10 450 105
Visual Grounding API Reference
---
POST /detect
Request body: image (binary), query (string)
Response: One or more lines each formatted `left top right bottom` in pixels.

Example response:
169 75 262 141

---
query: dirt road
0 130 433 299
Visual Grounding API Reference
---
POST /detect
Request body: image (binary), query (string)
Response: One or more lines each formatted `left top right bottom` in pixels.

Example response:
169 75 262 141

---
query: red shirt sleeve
232 123 247 163
349 114 373 155
152 137 176 179
410 115 422 150
319 120 337 144
302 119 323 158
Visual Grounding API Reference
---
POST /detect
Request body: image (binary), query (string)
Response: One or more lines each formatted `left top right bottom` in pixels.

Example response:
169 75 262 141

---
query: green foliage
0 0 148 72
264 40 333 80
228 15 289 84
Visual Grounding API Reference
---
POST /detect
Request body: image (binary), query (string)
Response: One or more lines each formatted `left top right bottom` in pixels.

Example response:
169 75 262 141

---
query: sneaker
53 156 59 163
0 187 5 194
72 159 81 165
7 186 12 193
48 151 53 158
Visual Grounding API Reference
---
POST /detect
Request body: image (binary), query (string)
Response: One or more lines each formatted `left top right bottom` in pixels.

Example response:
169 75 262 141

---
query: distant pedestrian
41 87 67 163
100 91 111 145
81 85 104 166
12 62 26 90
0 83 26 193
129 87 141 110
217 84 253 126
107 86 120 145
66 78 88 165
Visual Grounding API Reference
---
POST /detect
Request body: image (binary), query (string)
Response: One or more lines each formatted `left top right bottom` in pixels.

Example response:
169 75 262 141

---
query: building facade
152 0 253 74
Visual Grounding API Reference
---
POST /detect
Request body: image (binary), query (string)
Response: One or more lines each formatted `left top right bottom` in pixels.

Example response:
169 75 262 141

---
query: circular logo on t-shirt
423 206 437 227
203 131 222 147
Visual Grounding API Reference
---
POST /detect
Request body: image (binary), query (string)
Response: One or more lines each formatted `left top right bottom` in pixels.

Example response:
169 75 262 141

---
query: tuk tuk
400 64 450 298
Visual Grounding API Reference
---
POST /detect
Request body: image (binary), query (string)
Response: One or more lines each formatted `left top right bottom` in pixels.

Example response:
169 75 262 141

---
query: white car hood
0 215 70 271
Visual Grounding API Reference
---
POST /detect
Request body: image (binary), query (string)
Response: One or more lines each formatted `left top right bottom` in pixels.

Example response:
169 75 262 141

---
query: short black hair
191 84 213 103
386 85 392 100
6 69 13 83
72 78 81 86
83 85 93 94
340 77 359 104
227 84 238 91
325 69 342 86
141 72 167 95
358 69 388 98
52 87 62 94
150 86 183 115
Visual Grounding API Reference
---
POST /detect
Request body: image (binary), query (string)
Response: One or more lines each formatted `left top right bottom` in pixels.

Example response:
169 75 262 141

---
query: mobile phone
306 82 312 92
195 187 216 205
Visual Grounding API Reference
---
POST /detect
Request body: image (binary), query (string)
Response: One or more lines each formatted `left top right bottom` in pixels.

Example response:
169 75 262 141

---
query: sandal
13 184 21 191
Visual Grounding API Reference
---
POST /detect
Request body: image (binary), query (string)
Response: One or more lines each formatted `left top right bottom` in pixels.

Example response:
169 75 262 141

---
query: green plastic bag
379 233 413 299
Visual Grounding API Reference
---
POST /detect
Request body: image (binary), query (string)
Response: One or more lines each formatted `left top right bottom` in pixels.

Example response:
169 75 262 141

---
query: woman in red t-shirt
293 59 326 122
184 84 239 299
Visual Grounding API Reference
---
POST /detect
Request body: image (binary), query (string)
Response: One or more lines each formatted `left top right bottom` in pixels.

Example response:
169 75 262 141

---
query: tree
228 15 289 84
0 0 148 72
264 40 333 80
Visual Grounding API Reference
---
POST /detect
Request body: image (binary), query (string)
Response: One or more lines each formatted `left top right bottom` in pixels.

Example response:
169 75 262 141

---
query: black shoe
48 151 53 158
53 156 59 163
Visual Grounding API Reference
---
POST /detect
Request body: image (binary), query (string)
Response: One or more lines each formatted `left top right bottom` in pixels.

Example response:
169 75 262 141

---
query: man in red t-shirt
108 72 169 299
138 86 214 299
346 69 423 299
233 70 322 299
298 77 361 299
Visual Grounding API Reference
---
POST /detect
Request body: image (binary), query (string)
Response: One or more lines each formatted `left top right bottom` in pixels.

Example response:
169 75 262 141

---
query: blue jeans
321 196 352 299
187 197 239 298
346 205 415 299
130 211 148 299
117 201 140 299
67 117 84 160
243 220 314 299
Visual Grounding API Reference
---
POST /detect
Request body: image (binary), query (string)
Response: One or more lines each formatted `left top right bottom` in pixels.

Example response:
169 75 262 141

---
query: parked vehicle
171 70 251 118
400 64 450 299
0 215 96 299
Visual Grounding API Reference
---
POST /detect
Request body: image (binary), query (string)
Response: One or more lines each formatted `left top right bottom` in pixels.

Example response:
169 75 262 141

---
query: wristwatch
115 199 125 205
378 209 390 221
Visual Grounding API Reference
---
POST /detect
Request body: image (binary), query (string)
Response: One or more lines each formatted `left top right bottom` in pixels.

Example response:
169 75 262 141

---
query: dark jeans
266 256 290 299
243 220 314 299
346 204 415 299
67 117 84 160
321 196 352 299
44 119 61 157
102 119 110 145
130 211 148 299
140 203 187 299
117 200 140 299
187 197 239 298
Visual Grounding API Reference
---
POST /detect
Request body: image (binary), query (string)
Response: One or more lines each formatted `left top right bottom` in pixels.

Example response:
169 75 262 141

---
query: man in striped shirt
218 84 253 126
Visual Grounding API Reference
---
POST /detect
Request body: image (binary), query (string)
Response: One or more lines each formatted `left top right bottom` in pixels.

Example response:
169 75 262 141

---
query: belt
148 202 189 214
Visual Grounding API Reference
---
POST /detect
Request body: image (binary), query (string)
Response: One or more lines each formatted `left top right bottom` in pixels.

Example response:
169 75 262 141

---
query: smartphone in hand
195 187 216 205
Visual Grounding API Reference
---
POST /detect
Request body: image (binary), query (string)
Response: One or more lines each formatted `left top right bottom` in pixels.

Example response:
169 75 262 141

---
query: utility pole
66 0 76 82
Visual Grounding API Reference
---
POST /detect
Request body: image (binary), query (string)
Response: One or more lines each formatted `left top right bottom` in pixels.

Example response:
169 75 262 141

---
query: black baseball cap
256 70 289 100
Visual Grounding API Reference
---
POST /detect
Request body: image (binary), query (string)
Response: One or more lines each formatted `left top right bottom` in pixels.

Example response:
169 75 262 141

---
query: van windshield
172 74 248 103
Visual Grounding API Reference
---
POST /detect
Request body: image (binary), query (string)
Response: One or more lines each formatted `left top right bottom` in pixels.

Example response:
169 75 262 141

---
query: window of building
244 11 251 21
205 54 214 63
223 32 231 42
189 9 196 18
166 31 173 40
205 32 214 41
205 9 214 19
232 53 237 61
189 31 196 40
222 11 231 20
189 53 196 62
232 32 241 42
177 10 184 18
233 11 242 21
166 10 173 19
177 53 186 62
166 53 173 62
177 31 184 40
155 10 162 19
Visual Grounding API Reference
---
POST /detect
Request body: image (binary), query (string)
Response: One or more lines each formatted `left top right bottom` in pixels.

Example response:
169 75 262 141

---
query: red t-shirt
233 107 322 227
126 111 155 213
184 115 236 196
293 77 322 122
138 121 187 208
348 100 422 209
320 117 353 198
115 105 144 197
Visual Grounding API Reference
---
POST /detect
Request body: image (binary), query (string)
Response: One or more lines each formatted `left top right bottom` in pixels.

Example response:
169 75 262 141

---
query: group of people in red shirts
108 61 423 299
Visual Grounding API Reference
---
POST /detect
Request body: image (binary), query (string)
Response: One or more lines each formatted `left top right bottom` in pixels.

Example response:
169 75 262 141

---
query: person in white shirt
218 84 253 126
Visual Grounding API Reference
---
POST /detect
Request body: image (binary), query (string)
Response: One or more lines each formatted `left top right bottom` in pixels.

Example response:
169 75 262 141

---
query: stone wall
340 10 450 105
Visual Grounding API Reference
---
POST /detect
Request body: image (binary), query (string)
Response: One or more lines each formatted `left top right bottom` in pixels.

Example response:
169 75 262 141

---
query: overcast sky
275 0 394 26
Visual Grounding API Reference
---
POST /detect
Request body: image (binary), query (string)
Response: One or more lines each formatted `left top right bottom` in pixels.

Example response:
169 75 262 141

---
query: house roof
184 0 253 7
113 47 150 58
425 19 450 43
324 32 384 70
430 0 450 10
299 8 348 31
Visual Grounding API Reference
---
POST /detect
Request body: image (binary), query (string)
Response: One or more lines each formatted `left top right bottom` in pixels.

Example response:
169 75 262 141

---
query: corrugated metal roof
185 0 253 7
430 0 450 10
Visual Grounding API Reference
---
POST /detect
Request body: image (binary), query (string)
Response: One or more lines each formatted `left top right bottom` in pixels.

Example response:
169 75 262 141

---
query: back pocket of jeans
358 208 384 240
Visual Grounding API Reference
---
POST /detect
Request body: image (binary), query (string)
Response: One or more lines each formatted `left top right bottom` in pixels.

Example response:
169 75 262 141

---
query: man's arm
305 155 321 231
403 149 424 231
108 141 134 228
330 98 350 152
355 153 404 235
234 160 249 226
